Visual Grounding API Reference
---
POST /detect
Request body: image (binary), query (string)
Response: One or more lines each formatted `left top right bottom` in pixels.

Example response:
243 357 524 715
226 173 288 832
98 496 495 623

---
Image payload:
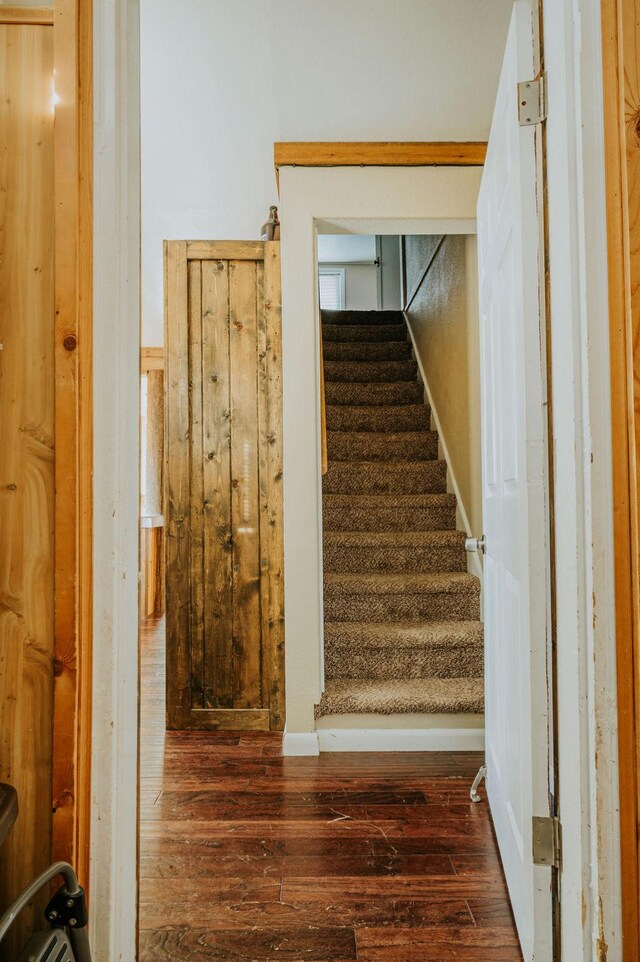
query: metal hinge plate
518 77 546 126
532 815 562 869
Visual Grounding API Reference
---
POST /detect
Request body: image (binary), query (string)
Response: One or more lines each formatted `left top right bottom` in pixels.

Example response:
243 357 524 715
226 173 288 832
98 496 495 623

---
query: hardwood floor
138 618 521 961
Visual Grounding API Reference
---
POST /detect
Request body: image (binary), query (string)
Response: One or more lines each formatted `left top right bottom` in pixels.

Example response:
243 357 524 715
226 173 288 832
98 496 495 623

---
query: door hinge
532 815 562 869
518 76 546 126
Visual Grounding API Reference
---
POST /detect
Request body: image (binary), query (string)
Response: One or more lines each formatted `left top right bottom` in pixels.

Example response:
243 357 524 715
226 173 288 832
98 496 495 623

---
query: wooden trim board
0 6 54 25
274 141 487 171
52 0 93 889
141 347 164 371
601 0 640 954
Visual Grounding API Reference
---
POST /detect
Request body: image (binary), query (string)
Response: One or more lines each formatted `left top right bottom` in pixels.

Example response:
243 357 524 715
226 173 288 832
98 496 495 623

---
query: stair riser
325 382 424 406
323 324 407 343
324 591 481 623
326 406 430 433
322 310 404 326
323 341 411 361
328 433 438 462
324 504 456 532
323 461 447 495
325 645 483 680
323 542 467 574
324 360 418 383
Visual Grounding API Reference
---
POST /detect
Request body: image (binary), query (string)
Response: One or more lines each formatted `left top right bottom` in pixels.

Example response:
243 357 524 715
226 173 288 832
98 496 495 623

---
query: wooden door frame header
273 142 487 189
274 141 487 171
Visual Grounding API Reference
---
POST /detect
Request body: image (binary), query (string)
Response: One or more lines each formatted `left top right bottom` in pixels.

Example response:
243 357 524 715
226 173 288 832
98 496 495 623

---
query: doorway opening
316 232 485 739
134 7 555 961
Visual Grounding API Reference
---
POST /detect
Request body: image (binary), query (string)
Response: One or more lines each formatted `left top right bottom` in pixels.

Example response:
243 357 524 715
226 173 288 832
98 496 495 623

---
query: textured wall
405 235 482 539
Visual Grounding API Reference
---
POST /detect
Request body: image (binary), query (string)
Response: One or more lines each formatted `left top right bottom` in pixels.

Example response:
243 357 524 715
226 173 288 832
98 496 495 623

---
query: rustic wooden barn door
164 240 284 731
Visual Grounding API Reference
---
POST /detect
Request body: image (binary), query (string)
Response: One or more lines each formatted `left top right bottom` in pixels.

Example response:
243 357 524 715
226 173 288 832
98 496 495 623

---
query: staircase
316 309 484 719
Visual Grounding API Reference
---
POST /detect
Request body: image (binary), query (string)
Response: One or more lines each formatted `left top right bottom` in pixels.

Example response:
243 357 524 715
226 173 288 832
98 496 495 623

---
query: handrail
403 235 445 312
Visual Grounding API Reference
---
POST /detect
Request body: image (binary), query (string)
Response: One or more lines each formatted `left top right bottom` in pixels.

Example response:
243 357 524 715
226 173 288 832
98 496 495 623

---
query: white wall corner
283 731 320 756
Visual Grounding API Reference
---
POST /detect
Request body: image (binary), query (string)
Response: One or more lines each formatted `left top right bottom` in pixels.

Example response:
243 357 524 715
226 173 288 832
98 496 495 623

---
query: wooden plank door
164 240 284 731
0 18 55 955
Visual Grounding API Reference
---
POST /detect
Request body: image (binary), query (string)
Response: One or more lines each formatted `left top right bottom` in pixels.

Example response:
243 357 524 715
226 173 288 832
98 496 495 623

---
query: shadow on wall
404 234 482 540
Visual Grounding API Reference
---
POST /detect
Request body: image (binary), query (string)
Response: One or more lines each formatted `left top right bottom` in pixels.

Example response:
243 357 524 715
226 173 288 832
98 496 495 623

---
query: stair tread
325 493 456 506
325 620 484 649
324 571 480 594
316 677 484 716
328 429 436 440
323 530 466 546
325 360 417 379
323 324 407 343
325 381 424 405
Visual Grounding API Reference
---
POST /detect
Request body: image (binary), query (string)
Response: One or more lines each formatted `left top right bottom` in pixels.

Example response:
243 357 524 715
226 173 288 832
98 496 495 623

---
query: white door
477 3 552 960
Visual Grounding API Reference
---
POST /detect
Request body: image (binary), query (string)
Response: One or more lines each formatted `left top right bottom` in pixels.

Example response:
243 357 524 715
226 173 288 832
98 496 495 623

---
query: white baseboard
283 731 320 756
316 727 485 752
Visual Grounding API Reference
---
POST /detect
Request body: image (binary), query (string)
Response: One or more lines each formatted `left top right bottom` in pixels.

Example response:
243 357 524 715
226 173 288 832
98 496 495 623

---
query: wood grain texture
141 346 164 371
0 21 55 954
274 142 487 172
138 619 520 960
187 240 266 261
164 241 284 729
51 0 93 885
202 258 233 708
164 241 191 728
229 259 261 708
0 7 54 25
601 0 640 954
259 242 285 728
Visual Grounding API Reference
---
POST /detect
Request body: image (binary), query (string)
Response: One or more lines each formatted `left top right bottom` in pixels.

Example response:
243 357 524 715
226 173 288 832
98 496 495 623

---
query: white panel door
477 3 552 959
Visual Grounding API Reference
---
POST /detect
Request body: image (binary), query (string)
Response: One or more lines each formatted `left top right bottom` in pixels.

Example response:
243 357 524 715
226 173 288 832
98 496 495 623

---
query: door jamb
52 0 94 889
601 0 640 953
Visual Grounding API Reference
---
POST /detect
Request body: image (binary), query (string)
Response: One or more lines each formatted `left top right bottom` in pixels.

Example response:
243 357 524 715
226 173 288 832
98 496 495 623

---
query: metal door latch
465 535 486 553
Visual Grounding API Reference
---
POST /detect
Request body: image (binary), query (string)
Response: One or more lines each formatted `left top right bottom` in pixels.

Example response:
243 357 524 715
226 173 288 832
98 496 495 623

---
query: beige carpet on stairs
316 309 484 718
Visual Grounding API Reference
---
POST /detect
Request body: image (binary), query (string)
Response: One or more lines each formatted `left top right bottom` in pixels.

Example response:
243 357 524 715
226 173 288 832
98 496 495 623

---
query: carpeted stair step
323 530 467 574
324 493 457 532
324 571 480 623
325 380 424 406
323 460 447 495
324 359 418 383
326 404 431 433
324 621 484 680
316 676 484 716
322 309 405 326
323 323 407 344
327 430 438 462
323 340 412 362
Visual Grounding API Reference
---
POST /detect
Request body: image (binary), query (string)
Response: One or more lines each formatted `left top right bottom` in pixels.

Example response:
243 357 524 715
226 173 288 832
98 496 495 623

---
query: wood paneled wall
0 19 55 954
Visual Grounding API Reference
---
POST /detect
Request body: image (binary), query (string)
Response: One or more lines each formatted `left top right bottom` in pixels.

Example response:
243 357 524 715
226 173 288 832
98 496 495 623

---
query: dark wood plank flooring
139 618 521 961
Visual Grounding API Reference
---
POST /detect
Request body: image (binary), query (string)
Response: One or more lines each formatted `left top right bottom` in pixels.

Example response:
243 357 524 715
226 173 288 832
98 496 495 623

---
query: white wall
140 0 513 345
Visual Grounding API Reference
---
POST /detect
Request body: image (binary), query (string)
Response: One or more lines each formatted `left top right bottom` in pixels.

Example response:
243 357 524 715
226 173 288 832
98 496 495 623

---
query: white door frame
277 164 481 750
91 1 621 959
